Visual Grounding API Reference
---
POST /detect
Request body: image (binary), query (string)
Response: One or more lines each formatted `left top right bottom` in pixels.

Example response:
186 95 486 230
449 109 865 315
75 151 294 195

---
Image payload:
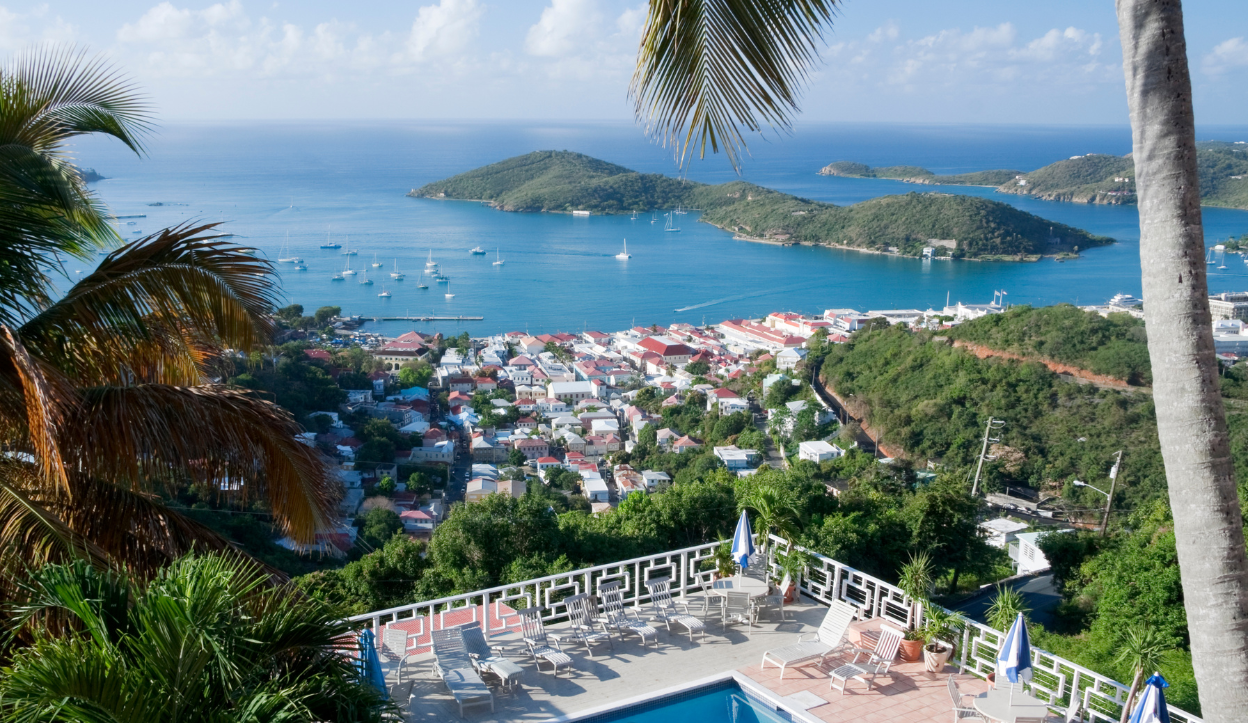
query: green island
411 150 1112 260
820 140 1248 209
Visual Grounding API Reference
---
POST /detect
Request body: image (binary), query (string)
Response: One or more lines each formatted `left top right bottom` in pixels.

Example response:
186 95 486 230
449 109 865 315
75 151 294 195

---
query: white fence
348 535 1201 723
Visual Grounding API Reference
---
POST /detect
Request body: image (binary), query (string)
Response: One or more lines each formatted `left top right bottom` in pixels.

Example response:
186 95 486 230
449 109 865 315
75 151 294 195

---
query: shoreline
720 225 1059 263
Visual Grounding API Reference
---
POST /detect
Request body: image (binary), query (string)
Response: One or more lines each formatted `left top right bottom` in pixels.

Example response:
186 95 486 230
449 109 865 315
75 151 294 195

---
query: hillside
819 141 1248 209
412 151 1112 260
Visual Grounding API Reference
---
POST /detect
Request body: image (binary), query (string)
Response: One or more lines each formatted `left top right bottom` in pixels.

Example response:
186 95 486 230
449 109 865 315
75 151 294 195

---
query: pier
363 315 484 322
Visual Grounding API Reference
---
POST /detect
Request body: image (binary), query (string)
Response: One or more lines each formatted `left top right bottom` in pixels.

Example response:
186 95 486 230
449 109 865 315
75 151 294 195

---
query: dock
362 315 484 322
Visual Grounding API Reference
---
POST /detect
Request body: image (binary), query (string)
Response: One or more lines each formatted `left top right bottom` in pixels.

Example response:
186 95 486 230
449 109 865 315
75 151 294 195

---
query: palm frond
19 224 277 385
631 0 838 171
69 384 336 544
0 326 72 490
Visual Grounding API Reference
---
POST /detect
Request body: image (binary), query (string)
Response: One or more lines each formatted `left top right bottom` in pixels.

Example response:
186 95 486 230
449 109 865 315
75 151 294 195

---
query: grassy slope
820 142 1248 209
413 152 1111 258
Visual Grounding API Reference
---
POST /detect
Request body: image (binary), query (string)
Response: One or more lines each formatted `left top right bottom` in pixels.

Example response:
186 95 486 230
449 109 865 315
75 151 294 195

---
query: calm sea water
71 121 1248 336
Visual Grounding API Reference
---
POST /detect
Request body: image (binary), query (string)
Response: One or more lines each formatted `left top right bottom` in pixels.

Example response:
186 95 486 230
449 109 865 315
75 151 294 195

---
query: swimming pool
575 679 800 723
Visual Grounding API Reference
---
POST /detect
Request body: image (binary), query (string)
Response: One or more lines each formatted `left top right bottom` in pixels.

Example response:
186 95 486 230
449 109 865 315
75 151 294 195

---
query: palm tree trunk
1117 1 1248 719
1119 668 1144 723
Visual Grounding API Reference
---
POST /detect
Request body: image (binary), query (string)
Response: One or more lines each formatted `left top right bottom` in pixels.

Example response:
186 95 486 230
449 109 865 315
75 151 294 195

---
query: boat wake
674 280 831 313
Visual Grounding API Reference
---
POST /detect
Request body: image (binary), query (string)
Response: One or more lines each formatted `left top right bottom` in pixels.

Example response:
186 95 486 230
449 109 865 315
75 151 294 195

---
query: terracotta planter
898 637 924 662
783 582 798 605
923 641 953 672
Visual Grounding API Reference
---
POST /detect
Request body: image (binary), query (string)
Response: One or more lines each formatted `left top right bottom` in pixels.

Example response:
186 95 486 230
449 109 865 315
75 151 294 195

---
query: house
470 435 507 463
409 439 454 463
642 470 671 489
536 398 570 415
446 376 475 394
464 478 498 503
371 331 429 371
1009 530 1069 575
582 475 610 502
515 416 537 430
474 377 497 392
706 388 747 413
979 518 1030 550
557 430 586 453
422 428 447 447
400 508 435 535
590 418 620 435
637 336 694 366
548 380 596 402
798 440 844 463
516 336 546 356
535 457 563 479
369 371 390 395
713 445 759 471
656 428 680 448
776 347 808 371
513 437 549 461
672 435 702 453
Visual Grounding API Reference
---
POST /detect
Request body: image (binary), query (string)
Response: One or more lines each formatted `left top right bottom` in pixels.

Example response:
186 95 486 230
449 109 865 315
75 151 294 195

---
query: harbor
363 315 483 322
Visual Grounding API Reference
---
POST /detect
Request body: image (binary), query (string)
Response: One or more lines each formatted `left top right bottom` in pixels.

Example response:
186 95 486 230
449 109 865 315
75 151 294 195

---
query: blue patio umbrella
995 612 1033 686
731 510 755 571
356 628 387 693
1127 673 1171 723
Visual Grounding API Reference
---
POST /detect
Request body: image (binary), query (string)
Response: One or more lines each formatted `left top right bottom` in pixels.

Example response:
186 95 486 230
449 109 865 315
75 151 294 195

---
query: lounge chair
756 573 792 622
721 591 756 637
430 628 495 718
597 580 658 647
380 627 419 685
643 576 706 642
828 623 904 695
760 598 860 678
557 593 614 657
516 606 573 676
457 623 524 692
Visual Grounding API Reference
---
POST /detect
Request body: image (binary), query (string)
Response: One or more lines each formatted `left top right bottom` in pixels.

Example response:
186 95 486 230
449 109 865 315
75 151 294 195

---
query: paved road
952 574 1062 630
809 375 879 456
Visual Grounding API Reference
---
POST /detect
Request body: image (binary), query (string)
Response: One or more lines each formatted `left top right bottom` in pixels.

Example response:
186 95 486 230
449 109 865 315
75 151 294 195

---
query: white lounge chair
380 627 418 685
430 627 495 717
457 623 524 691
760 598 859 678
829 623 904 695
644 576 706 642
516 606 573 676
597 580 658 647
558 593 614 657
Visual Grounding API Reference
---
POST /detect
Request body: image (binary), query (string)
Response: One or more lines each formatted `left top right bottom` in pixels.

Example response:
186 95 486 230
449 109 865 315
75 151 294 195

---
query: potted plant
774 548 811 604
705 542 736 580
920 605 961 672
896 551 933 662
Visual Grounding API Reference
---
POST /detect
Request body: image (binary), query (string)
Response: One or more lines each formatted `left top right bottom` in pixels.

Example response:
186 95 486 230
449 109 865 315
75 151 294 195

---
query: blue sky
5 1 1246 124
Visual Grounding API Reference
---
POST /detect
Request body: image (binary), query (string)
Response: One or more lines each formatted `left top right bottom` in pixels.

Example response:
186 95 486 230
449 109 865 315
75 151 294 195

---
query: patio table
973 684 1052 723
711 577 770 598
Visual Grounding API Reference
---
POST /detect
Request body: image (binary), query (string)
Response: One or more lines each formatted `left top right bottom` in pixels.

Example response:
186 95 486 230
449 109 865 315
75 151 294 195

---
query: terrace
351 538 1203 723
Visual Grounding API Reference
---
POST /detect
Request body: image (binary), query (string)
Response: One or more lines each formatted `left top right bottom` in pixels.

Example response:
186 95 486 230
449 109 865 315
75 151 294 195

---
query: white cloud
406 0 483 63
0 5 78 52
1203 37 1248 75
867 21 899 43
525 0 603 58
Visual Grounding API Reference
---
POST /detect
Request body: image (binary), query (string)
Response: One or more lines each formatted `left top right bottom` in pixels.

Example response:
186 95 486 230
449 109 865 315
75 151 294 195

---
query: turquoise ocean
72 121 1248 337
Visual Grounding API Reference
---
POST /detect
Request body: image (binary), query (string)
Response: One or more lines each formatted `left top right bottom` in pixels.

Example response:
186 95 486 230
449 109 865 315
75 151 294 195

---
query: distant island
77 167 105 183
819 140 1248 209
410 151 1112 261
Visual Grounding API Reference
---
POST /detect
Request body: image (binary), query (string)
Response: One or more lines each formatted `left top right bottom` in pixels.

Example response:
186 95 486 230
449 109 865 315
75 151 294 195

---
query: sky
2 0 1246 125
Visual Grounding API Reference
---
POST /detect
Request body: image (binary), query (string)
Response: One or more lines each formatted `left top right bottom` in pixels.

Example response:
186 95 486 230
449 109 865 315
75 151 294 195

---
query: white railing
350 534 1200 723
766 534 1202 723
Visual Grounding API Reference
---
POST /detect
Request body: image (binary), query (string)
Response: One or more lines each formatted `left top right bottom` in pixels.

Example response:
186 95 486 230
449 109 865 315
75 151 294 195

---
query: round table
712 577 770 597
972 685 1052 723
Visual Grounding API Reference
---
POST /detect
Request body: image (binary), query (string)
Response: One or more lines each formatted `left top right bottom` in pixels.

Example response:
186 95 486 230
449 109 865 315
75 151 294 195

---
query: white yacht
320 229 341 249
390 259 405 279
341 257 356 276
417 271 429 289
470 246 486 255
664 212 680 233
425 250 438 269
616 239 631 259
492 249 504 266
370 253 382 268
277 233 300 263
294 262 307 271
444 280 454 299
359 269 373 285
331 272 344 281
378 285 391 297
342 235 356 255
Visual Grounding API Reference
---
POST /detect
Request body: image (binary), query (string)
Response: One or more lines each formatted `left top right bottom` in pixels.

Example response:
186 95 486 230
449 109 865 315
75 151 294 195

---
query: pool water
599 682 792 723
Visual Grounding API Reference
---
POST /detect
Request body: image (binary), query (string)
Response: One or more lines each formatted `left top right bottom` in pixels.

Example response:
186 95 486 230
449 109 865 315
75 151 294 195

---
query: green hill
819 141 1248 209
412 151 1112 260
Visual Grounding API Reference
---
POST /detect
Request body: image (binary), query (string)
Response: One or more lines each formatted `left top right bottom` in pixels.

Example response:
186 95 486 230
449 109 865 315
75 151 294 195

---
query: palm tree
634 2 1248 718
1115 623 1171 723
0 50 336 596
2 554 390 722
1115 2 1248 719
738 480 799 550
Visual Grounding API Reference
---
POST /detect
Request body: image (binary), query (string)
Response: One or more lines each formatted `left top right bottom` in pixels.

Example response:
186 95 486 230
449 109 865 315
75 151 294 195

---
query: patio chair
558 593 614 657
828 623 904 695
721 592 756 637
760 598 859 678
643 576 706 642
457 623 524 692
597 580 658 648
756 573 792 622
697 574 725 616
380 627 419 685
947 675 979 708
430 627 494 718
516 606 573 676
948 675 988 723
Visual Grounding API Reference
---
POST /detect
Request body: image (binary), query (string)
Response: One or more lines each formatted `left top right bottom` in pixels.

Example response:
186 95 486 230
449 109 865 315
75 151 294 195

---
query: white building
582 475 610 502
776 347 807 370
713 445 759 471
1009 530 1070 575
798 440 844 463
548 380 596 402
978 518 1030 549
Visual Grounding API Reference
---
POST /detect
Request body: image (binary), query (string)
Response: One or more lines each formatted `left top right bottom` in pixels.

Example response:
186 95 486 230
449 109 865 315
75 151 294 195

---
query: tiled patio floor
390 598 989 722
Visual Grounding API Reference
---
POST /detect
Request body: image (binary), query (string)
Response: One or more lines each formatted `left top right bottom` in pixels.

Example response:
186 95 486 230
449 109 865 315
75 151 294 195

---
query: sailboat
416 271 428 289
390 259 405 279
664 212 680 233
277 233 300 263
294 261 307 271
651 212 658 224
631 211 638 221
437 274 449 283
331 271 344 281
320 229 341 249
492 249 504 266
1207 249 1216 264
341 256 356 276
675 205 687 215
616 239 631 259
469 246 486 255
444 280 454 299
370 253 382 268
425 250 438 269
378 285 391 297
342 235 356 255
359 269 373 285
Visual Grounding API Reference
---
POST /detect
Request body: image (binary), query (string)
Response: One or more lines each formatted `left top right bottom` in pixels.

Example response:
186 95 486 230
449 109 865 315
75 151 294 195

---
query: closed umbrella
356 628 388 693
731 510 755 574
995 612 1033 702
1127 673 1171 723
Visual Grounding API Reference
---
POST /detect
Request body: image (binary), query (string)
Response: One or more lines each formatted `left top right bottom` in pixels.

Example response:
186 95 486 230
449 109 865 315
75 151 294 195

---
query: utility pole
1101 450 1122 537
970 417 1005 496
